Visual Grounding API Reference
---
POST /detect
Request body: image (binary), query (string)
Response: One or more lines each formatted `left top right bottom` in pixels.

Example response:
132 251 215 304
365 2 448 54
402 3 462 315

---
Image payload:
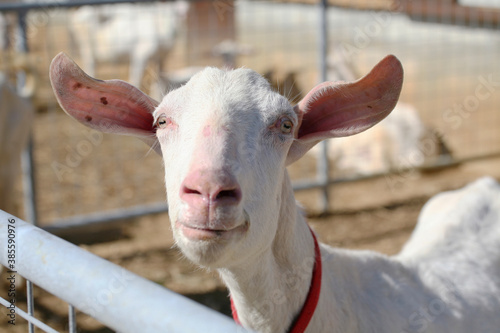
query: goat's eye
280 118 293 134
156 114 169 129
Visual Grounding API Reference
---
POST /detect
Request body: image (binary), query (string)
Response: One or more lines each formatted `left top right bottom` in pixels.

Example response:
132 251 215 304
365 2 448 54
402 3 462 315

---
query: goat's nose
180 169 242 207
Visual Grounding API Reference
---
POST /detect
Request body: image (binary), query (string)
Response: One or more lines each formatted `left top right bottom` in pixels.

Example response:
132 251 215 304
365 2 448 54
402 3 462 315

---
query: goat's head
50 53 403 268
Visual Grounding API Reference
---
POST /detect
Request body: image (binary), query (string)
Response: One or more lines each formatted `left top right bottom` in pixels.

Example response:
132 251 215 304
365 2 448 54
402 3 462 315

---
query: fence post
18 9 38 227
317 0 330 214
16 9 37 333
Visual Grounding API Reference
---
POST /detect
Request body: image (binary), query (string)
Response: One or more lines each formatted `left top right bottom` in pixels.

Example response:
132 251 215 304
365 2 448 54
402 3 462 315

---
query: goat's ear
49 52 161 154
286 55 403 165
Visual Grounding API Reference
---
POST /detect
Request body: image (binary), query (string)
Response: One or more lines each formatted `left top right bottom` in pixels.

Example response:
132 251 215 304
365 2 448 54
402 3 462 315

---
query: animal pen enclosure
1 0 500 332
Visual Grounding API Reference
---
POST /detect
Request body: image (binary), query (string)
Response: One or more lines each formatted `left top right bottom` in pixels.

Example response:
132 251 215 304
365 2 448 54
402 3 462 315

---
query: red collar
230 227 322 333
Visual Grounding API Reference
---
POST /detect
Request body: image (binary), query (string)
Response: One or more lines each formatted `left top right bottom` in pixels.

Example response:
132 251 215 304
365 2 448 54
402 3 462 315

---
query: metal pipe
68 305 77 333
26 279 35 333
0 0 175 11
18 10 38 227
42 202 169 237
0 210 254 333
0 297 59 333
319 0 328 83
17 10 37 333
317 0 330 213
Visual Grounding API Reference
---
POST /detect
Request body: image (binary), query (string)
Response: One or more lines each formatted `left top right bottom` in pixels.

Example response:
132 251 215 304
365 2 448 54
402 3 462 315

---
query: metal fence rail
0 209 252 332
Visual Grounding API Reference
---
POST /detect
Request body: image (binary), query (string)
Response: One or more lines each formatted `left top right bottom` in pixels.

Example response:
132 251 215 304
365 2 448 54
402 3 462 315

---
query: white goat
70 1 188 93
50 53 500 333
314 102 430 177
314 50 446 177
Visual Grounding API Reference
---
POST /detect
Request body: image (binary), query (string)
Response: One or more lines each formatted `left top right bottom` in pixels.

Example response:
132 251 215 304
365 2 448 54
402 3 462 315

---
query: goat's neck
218 171 315 333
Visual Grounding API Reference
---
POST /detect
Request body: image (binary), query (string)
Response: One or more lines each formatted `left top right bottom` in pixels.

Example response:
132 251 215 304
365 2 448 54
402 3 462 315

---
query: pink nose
180 169 242 207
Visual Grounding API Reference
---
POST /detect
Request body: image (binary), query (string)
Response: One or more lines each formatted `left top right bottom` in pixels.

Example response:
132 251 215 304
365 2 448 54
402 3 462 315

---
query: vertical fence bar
68 305 77 333
21 137 37 225
18 8 38 227
25 280 35 333
17 9 37 333
317 0 330 213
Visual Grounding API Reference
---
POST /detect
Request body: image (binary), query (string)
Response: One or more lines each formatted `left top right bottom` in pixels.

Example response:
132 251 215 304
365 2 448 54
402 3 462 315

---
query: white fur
51 55 500 333
153 69 500 332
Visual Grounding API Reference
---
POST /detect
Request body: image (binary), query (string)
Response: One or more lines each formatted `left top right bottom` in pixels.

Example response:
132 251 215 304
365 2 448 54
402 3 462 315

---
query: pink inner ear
296 55 404 141
61 77 156 134
50 52 158 137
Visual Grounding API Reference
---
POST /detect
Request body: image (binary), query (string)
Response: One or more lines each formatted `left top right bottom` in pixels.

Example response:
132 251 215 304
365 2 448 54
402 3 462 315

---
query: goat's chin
174 220 249 268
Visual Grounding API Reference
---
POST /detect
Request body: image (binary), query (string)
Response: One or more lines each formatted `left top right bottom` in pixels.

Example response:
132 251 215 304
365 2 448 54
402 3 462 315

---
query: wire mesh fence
0 0 498 228
0 0 499 331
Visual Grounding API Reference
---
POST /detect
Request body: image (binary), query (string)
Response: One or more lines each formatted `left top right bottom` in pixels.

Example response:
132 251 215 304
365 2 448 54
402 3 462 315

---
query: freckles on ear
50 52 159 137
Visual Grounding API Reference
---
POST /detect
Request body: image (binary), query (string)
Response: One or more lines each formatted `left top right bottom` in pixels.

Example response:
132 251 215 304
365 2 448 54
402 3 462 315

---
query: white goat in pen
314 50 448 177
49 52 500 333
310 102 428 176
70 1 188 95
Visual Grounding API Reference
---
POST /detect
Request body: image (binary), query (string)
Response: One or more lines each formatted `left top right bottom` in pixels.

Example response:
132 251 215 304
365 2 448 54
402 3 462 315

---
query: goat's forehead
188 67 271 93
156 67 292 124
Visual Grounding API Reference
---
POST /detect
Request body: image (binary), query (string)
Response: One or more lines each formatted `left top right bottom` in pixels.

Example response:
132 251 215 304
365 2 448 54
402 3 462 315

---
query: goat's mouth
176 220 249 241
